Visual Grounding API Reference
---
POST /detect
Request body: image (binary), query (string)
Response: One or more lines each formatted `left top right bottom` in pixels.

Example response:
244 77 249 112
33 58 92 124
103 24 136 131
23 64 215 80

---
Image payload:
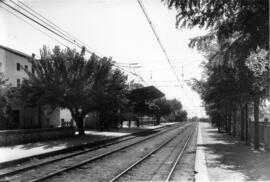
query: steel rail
0 125 178 179
109 126 191 182
0 125 179 179
0 135 136 178
165 131 193 182
3 124 186 182
29 124 186 182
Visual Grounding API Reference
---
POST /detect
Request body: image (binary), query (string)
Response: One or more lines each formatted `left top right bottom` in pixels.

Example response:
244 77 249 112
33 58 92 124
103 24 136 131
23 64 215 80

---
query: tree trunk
228 113 232 133
225 114 230 133
223 114 227 132
254 97 260 150
75 117 85 136
233 111 236 137
156 115 161 125
245 104 249 144
217 114 221 133
38 105 42 128
240 107 245 140
68 108 86 135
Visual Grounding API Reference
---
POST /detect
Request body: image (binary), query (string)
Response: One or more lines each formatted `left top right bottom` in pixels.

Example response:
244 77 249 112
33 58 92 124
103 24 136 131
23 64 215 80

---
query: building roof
0 44 32 59
128 86 165 103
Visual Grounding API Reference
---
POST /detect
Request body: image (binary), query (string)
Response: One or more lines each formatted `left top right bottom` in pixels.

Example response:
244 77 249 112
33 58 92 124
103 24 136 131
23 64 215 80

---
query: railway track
0 123 188 182
110 124 194 182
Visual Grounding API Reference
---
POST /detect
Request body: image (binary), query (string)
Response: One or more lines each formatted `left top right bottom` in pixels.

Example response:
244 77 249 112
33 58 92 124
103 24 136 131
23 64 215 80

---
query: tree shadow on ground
199 127 270 181
17 134 112 150
8 127 158 151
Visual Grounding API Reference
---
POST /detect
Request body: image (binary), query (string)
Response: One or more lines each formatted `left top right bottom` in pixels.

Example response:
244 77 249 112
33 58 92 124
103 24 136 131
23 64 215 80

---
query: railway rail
110 125 194 182
0 122 189 182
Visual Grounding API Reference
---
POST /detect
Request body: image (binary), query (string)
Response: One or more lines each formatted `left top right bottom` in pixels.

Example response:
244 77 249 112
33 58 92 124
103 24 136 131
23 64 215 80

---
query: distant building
0 45 60 129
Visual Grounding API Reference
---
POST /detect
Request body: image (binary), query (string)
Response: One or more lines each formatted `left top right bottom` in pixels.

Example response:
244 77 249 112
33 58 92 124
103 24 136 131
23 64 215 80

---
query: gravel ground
1 123 185 181
116 124 194 181
45 123 191 182
170 122 198 181
200 122 270 181
0 135 137 176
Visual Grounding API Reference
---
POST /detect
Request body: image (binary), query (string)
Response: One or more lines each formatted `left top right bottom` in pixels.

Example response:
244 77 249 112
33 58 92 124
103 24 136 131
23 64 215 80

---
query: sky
0 0 207 117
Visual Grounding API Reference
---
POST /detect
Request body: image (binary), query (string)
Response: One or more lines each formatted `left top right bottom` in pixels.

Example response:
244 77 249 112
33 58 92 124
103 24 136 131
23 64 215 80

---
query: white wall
0 47 60 128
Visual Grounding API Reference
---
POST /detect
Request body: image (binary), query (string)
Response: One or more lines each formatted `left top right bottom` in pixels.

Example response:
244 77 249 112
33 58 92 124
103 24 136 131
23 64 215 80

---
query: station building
0 45 60 129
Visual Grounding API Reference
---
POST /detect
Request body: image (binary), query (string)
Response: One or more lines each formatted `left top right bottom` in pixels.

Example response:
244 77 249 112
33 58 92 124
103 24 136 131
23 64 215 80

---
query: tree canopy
164 0 269 149
19 46 128 135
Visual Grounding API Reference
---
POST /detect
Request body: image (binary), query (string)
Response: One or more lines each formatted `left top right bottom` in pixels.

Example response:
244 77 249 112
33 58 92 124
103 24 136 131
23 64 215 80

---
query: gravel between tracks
1 123 185 181
169 122 198 181
45 123 191 182
116 124 194 181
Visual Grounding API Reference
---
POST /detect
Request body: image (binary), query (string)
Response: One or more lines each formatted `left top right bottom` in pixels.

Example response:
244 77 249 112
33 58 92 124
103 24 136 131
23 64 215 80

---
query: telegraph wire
1 0 146 84
113 64 147 85
0 5 68 49
8 0 76 44
16 0 96 52
0 0 94 55
137 0 197 112
137 0 183 88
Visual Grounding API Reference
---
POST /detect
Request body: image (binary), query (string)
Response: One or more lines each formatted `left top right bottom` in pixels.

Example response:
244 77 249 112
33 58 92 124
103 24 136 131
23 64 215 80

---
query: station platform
0 123 176 167
195 122 270 181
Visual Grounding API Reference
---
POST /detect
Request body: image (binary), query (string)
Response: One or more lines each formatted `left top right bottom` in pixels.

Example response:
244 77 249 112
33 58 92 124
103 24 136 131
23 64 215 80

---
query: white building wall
0 49 6 74
5 50 31 86
0 46 60 129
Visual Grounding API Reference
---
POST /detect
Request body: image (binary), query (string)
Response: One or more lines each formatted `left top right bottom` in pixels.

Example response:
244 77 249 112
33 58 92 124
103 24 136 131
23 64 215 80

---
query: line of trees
163 0 269 149
0 46 188 134
133 97 187 125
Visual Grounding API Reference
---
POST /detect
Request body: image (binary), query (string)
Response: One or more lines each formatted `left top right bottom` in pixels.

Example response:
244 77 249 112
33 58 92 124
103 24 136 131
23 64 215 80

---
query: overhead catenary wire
137 0 183 88
16 0 98 53
2 0 200 112
137 0 198 112
114 64 147 85
1 0 146 84
0 0 94 55
0 5 69 49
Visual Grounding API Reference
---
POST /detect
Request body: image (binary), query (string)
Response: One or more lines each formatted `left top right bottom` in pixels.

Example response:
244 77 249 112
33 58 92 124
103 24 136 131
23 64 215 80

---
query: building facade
0 45 60 129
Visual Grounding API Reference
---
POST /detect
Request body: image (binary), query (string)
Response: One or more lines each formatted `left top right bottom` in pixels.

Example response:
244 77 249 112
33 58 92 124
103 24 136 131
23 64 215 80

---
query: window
17 79 21 87
25 65 28 71
31 65 35 74
17 63 20 71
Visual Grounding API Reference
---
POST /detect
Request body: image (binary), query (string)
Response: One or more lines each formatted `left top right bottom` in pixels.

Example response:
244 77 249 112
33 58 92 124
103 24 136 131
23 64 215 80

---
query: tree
0 74 15 129
176 110 188 122
19 46 127 135
167 99 188 122
163 0 268 148
153 98 172 124
163 0 268 57
167 98 182 112
245 48 269 149
95 69 128 129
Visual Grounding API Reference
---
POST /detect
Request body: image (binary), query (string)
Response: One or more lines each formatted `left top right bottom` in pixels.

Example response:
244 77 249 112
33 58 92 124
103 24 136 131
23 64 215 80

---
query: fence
248 118 270 151
0 127 75 146
61 119 74 128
